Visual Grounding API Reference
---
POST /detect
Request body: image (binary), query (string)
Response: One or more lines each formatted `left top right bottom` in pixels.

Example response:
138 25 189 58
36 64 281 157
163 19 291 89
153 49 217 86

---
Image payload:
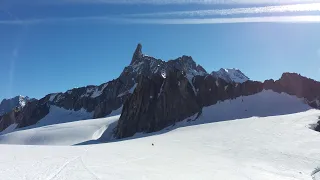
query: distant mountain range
1 44 320 137
0 96 35 116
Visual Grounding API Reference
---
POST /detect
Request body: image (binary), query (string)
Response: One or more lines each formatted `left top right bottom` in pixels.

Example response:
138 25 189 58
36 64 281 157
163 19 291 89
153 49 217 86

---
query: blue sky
1 0 320 100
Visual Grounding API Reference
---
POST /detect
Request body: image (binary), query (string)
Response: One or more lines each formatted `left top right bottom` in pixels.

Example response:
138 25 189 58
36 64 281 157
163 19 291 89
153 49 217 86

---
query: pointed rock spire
131 43 143 65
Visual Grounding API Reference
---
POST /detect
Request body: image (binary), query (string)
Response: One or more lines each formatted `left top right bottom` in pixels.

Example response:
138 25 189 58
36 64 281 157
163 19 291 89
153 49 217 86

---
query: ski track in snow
79 148 100 180
45 156 81 180
45 147 100 180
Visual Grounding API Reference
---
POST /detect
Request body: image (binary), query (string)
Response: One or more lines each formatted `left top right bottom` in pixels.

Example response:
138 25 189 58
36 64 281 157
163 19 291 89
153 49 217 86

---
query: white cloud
1 15 320 25
0 16 116 25
125 15 320 24
4 0 320 5
129 3 320 17
64 0 320 4
1 2 320 25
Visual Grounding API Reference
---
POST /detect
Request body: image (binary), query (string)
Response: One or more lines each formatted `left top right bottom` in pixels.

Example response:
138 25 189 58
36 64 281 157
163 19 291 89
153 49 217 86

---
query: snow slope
0 115 119 145
0 110 319 179
0 91 319 179
0 106 94 135
0 106 119 145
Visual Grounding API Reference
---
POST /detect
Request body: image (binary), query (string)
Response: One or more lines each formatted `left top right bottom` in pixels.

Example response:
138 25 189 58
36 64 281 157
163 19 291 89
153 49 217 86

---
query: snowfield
0 90 320 180
0 106 121 145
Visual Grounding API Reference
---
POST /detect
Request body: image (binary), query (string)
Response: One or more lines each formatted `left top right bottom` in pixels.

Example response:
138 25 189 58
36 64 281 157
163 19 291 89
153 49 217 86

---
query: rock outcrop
264 73 320 108
315 121 320 132
116 69 201 138
194 75 263 107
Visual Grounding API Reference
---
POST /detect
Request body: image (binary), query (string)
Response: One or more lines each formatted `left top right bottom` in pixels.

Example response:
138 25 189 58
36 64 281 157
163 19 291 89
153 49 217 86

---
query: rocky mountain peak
130 43 143 65
124 45 208 81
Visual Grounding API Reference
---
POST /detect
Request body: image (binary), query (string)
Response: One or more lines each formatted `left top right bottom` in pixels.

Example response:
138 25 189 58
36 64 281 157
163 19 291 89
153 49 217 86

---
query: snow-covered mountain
211 68 249 83
2 44 320 140
0 95 33 116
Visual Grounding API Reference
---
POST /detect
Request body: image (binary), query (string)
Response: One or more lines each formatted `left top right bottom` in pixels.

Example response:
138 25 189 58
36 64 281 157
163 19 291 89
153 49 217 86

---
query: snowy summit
211 68 249 83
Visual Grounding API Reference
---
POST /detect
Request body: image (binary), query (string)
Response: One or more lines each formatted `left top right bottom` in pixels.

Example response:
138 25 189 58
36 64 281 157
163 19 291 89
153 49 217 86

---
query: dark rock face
16 98 50 128
131 43 143 65
194 75 263 107
263 73 320 108
314 121 320 132
116 69 201 138
315 121 320 132
50 77 135 119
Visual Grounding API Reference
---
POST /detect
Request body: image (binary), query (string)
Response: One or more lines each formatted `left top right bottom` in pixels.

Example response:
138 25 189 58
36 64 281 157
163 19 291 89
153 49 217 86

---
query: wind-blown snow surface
0 91 320 179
